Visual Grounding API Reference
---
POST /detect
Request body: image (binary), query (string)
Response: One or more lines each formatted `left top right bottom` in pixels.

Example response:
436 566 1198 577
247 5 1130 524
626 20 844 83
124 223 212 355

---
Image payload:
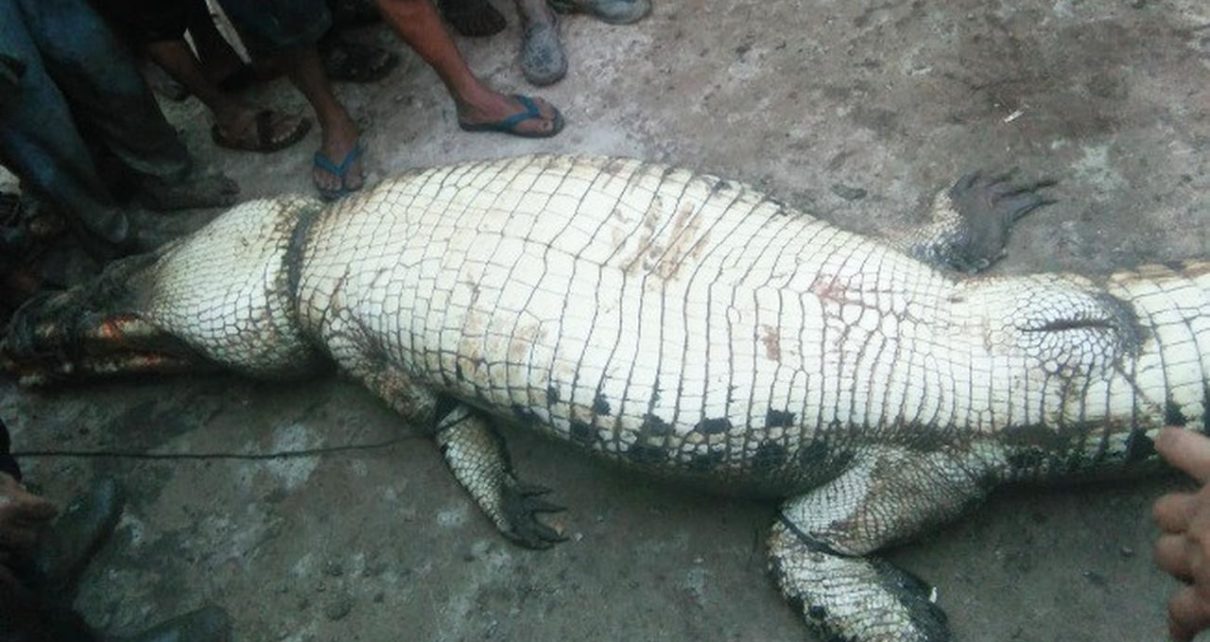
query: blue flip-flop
458 95 564 138
313 142 364 201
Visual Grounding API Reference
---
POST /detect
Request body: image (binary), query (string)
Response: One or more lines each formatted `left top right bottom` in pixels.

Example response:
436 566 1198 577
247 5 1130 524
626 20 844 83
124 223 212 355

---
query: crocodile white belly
295 157 961 481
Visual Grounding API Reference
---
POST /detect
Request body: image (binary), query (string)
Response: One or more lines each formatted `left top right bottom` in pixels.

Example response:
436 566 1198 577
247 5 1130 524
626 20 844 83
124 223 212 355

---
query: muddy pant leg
14 0 192 184
0 0 129 244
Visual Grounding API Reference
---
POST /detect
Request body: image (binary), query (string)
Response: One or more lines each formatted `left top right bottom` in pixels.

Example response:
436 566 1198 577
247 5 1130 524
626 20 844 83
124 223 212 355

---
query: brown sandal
210 109 311 153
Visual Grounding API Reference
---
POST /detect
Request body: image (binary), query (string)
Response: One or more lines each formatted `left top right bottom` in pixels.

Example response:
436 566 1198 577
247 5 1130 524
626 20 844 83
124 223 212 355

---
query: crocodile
1 154 1201 641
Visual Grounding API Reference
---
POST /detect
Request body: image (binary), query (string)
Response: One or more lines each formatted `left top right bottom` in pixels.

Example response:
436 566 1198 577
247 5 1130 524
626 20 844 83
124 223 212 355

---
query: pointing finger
1168 585 1210 642
1156 492 1198 534
1156 533 1195 581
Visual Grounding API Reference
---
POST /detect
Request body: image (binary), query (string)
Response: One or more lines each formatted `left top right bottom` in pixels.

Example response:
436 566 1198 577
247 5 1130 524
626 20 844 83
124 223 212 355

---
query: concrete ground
3 0 1210 639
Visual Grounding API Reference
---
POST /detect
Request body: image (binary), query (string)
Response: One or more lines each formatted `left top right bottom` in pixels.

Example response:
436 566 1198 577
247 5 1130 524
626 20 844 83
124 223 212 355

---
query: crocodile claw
500 480 568 549
951 169 1057 224
944 169 1057 272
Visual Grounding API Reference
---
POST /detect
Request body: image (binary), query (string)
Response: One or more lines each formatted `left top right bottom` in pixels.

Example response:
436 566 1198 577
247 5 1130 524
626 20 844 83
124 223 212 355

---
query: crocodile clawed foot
499 480 568 549
942 169 1057 272
433 406 570 550
953 168 1058 222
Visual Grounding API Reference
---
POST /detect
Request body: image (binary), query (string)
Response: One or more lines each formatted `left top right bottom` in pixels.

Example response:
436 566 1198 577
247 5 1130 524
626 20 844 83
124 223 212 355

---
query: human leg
0 0 131 247
214 0 366 197
16 0 237 213
283 46 365 198
375 0 564 135
144 39 310 153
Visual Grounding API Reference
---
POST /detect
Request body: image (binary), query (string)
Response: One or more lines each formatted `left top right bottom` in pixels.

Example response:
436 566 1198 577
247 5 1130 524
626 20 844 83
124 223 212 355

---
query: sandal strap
313 143 365 188
494 95 542 131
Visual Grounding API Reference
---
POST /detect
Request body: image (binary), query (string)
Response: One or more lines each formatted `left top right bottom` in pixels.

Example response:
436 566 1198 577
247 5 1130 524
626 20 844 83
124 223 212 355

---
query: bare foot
457 92 563 137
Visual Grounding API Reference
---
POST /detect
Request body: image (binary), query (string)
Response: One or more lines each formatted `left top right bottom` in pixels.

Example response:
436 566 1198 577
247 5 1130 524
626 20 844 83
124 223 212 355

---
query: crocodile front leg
327 318 567 549
893 171 1055 274
352 362 568 548
435 405 567 549
768 444 1003 641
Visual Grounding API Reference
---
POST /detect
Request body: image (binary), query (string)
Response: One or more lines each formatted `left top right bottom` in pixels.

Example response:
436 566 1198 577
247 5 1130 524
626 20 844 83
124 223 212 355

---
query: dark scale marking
454 361 465 382
1006 448 1046 471
786 594 806 617
434 396 458 422
512 404 538 424
752 442 788 474
796 441 829 468
641 413 672 436
592 393 611 416
626 443 668 465
546 385 560 404
808 606 827 621
766 409 796 428
1062 448 1090 475
1166 401 1188 427
1125 429 1156 463
570 420 596 445
695 417 733 435
1095 292 1145 353
869 559 949 638
689 450 725 472
284 202 322 296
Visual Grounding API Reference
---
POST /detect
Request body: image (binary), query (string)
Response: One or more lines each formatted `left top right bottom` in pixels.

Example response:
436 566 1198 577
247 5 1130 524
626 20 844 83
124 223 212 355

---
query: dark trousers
0 0 192 245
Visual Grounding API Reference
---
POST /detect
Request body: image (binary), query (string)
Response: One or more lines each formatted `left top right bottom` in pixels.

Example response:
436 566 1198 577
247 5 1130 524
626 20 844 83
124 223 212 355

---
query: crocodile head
2 197 326 386
1 253 212 386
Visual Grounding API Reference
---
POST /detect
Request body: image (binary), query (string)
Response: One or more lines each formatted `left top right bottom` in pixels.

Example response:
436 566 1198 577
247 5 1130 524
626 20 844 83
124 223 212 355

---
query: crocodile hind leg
893 171 1055 274
768 445 1002 641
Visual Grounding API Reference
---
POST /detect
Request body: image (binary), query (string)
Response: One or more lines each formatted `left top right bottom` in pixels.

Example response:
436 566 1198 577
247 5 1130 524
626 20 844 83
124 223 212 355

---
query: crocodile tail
1105 261 1210 436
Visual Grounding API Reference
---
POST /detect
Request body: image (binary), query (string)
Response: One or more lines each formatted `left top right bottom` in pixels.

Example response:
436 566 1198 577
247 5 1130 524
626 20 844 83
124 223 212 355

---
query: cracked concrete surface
3 0 1210 640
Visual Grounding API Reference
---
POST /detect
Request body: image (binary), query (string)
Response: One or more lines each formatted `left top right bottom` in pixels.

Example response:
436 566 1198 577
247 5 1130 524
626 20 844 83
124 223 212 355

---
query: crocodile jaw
1 288 211 386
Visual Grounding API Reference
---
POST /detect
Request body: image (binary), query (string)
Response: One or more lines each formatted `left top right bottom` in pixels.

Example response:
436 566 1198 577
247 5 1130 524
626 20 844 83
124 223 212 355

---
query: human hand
1153 427 1210 641
0 472 56 552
